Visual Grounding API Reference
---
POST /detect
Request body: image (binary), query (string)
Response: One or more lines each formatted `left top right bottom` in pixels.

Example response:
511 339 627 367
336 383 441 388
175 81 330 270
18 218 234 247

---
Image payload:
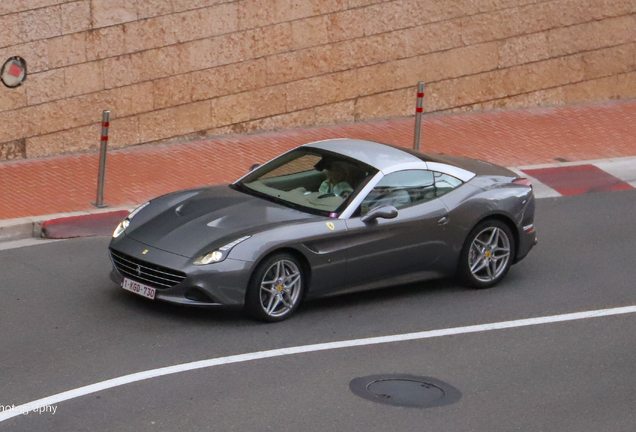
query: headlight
113 219 129 238
112 201 150 238
194 236 251 265
194 251 224 265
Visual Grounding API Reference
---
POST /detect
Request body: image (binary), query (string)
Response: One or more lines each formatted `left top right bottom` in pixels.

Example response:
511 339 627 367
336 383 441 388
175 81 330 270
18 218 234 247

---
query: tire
458 219 516 289
245 253 305 322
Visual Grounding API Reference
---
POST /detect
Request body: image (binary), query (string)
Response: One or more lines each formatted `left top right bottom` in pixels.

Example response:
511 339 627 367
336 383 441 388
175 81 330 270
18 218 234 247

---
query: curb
42 210 131 239
513 155 636 170
0 205 134 243
2 155 636 243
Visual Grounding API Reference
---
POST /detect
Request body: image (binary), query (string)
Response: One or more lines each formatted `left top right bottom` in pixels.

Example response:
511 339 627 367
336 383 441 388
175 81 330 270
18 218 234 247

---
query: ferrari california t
109 139 537 322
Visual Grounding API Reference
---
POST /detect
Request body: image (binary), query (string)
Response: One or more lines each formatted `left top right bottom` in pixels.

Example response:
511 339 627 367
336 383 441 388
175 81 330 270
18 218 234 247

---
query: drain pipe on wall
413 82 425 151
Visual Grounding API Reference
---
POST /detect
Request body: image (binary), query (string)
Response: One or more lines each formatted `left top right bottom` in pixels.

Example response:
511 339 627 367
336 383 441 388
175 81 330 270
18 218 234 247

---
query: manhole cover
350 374 461 408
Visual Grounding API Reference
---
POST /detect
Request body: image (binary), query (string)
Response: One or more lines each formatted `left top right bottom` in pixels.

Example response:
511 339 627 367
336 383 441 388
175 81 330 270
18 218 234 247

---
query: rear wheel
458 220 515 289
245 253 304 322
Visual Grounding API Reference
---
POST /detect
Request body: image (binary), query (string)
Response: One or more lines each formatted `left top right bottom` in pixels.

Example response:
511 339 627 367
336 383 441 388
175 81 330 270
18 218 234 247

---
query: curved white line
2 305 636 423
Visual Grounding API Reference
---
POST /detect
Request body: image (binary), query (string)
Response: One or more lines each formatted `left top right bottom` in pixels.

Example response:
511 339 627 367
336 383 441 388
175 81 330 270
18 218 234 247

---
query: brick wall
0 0 635 160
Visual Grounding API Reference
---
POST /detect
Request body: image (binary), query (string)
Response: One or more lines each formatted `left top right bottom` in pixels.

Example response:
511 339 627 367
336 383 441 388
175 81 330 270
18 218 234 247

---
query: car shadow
103 269 524 325
103 278 463 326
106 286 249 325
301 277 465 314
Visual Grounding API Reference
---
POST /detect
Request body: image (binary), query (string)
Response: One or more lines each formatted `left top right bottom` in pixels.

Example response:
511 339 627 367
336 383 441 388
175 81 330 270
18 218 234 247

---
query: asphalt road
2 190 636 431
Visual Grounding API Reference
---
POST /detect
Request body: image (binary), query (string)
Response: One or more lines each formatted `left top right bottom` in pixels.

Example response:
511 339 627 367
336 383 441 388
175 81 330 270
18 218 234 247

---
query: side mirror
361 205 398 224
249 163 260 172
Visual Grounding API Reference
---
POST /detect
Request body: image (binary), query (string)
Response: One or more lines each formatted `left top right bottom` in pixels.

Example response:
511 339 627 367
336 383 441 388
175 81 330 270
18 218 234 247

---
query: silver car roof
304 138 476 182
302 138 422 171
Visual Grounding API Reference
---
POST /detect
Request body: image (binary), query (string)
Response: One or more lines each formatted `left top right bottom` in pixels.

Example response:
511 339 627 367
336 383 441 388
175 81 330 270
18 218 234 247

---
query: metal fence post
413 82 425 151
92 110 110 208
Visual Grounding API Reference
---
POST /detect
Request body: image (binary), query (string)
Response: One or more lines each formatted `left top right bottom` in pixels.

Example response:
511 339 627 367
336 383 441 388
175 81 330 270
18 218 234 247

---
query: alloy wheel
259 259 302 318
468 227 511 283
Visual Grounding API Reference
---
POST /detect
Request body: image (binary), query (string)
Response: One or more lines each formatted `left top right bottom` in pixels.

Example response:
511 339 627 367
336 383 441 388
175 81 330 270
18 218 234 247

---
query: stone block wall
0 0 635 160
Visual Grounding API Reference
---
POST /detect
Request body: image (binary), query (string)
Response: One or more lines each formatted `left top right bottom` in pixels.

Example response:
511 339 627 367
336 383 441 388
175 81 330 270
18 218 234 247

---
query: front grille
109 249 186 289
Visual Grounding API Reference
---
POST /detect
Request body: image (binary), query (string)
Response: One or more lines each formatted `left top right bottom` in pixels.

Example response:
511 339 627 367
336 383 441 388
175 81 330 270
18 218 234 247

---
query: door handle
438 216 449 225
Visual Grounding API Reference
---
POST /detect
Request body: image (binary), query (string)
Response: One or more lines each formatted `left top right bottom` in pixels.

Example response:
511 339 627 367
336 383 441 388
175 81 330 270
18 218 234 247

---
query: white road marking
2 305 636 423
0 238 64 251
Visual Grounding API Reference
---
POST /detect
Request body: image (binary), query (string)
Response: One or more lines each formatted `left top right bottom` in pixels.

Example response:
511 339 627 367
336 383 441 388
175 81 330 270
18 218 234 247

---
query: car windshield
234 148 378 217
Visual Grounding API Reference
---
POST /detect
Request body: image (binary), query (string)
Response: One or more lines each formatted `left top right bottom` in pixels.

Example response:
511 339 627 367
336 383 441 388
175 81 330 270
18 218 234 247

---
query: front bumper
109 234 254 307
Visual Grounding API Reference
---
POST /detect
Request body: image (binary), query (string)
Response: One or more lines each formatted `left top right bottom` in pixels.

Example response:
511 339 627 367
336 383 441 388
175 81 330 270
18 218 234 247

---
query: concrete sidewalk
1 99 636 240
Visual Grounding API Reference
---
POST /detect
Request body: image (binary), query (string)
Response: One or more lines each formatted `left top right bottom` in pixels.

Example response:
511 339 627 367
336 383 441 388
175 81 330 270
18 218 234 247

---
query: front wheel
245 253 305 322
458 220 515 289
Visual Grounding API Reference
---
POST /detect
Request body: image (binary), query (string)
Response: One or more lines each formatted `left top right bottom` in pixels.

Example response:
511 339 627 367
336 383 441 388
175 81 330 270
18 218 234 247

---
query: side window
434 172 463 197
360 170 435 215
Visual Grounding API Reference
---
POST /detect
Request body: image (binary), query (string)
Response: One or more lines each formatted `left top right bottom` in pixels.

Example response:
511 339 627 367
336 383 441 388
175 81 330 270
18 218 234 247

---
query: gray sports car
109 139 536 322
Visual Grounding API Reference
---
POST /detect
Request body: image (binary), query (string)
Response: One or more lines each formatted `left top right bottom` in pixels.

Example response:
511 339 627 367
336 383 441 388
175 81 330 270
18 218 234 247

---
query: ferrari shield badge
142 249 148 254
326 222 335 231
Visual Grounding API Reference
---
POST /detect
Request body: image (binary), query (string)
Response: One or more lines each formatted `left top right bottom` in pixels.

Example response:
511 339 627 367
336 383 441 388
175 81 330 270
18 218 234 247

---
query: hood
126 185 317 257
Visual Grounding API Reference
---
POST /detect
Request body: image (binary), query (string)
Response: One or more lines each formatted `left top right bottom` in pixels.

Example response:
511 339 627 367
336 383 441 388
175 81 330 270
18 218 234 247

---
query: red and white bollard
93 110 110 208
413 82 425 151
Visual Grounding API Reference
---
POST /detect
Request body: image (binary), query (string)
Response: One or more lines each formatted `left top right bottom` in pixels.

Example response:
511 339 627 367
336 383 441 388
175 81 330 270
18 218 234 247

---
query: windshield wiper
261 192 305 211
272 196 305 211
